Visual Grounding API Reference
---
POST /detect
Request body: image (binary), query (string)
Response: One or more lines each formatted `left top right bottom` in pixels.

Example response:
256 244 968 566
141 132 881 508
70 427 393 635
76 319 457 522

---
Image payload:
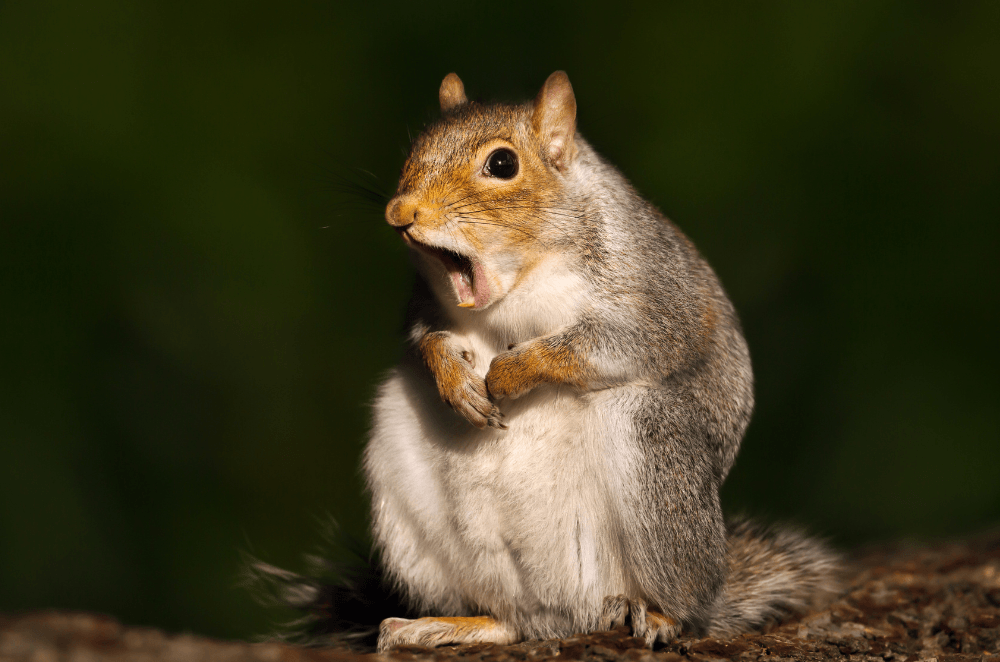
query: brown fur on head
384 72 580 310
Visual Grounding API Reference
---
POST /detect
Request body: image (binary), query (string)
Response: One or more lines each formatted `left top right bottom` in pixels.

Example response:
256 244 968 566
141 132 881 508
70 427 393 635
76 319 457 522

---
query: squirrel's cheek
473 262 492 308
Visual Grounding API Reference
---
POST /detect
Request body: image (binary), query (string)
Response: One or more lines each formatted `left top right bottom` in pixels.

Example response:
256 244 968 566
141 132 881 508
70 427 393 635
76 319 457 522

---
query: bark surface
3 531 999 662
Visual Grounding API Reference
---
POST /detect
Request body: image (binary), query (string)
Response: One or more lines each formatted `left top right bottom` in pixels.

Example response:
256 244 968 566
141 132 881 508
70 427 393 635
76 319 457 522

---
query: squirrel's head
385 71 579 310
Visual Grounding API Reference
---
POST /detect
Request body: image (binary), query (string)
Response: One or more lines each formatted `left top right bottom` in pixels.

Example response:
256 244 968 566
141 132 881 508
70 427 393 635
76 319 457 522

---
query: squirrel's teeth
453 269 475 308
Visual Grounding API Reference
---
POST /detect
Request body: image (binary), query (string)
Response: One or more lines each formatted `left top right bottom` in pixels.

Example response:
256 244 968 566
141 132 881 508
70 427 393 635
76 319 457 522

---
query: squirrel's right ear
439 73 467 112
532 71 577 171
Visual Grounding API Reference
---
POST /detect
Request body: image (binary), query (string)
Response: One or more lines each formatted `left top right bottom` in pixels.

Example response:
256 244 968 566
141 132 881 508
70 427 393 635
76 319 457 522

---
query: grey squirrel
255 71 841 651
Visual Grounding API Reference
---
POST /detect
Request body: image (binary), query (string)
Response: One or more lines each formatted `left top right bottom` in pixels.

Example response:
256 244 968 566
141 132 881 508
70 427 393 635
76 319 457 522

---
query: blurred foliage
1 0 998 642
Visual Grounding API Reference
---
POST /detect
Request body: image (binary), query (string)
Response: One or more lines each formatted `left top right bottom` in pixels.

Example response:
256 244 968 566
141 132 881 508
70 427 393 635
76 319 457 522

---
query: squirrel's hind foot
377 615 520 652
599 595 680 648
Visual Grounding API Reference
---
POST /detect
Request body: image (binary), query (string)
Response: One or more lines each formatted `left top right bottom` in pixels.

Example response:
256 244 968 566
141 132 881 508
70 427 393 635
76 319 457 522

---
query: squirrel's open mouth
433 246 478 308
405 237 480 308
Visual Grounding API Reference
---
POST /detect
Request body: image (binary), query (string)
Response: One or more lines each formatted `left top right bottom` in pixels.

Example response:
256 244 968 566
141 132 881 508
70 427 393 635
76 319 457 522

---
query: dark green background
2 0 998 642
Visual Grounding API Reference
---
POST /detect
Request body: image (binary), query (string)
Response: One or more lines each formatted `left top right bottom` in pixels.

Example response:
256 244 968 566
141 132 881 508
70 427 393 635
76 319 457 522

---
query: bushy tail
241 534 411 649
708 518 843 637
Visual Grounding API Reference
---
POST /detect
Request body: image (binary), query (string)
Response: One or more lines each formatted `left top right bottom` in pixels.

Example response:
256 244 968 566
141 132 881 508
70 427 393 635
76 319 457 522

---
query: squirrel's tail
707 517 843 637
245 519 840 645
241 533 411 649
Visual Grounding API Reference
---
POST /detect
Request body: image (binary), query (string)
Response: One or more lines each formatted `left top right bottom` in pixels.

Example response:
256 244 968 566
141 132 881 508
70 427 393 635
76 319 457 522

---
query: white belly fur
365 256 628 637
365 338 632 638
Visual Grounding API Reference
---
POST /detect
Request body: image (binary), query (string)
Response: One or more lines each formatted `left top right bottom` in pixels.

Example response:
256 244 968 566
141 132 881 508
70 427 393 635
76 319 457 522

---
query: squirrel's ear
532 71 577 170
439 73 467 112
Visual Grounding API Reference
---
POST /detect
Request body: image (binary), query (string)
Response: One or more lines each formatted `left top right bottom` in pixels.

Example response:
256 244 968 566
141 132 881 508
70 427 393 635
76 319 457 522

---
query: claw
425 340 509 430
599 595 679 648
600 594 630 630
487 412 508 430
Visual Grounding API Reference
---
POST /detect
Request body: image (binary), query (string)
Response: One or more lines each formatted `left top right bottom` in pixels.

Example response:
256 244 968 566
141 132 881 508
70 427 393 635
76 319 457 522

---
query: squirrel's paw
486 345 537 401
377 616 519 651
435 349 506 430
599 595 680 648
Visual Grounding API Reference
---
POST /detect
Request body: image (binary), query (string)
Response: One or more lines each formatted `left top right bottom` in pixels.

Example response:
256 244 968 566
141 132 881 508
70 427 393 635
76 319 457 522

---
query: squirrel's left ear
532 71 577 170
439 73 467 112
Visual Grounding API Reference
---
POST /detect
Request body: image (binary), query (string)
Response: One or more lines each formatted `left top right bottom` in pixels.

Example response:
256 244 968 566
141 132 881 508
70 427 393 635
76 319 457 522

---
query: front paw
485 346 536 401
438 354 507 430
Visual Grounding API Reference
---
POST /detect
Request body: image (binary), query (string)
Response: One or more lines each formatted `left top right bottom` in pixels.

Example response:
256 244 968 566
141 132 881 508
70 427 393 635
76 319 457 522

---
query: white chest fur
365 256 631 633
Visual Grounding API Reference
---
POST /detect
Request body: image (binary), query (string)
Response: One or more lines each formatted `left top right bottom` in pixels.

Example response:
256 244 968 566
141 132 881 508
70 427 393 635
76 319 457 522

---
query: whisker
452 210 580 243
454 218 545 244
445 215 467 258
453 210 576 239
448 197 493 212
458 204 584 219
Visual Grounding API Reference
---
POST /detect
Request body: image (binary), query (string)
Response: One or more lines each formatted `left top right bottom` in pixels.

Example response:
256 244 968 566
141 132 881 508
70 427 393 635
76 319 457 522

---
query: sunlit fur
365 73 841 649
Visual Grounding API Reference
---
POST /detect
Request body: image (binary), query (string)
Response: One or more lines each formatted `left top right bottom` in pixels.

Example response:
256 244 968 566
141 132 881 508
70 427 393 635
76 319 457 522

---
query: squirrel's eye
484 148 518 179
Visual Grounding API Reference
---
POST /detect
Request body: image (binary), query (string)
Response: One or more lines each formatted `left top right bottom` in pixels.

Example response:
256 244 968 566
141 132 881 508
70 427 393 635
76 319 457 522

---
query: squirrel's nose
386 196 421 229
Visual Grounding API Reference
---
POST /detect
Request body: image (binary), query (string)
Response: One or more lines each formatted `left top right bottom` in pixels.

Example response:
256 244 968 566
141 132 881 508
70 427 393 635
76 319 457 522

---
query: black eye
484 148 518 179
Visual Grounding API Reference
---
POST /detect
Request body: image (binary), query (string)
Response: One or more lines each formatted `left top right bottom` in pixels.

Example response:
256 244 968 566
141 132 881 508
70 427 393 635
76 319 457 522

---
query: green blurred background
2 0 998 642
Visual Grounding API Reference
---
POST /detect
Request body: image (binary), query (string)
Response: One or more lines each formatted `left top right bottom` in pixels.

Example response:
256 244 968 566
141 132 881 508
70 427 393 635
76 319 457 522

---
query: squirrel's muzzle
386 195 422 229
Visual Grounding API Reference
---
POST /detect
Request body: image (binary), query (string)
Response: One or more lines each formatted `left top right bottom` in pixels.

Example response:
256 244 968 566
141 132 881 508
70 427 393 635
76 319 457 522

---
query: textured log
2 530 999 661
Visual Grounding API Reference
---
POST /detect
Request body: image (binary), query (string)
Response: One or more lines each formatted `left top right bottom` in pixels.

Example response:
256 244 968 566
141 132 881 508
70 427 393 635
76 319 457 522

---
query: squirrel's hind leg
600 595 680 648
377 616 520 652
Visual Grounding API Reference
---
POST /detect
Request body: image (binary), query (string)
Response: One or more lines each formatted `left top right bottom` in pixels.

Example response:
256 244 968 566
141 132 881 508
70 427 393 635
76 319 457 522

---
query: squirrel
250 71 841 651
363 71 841 650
